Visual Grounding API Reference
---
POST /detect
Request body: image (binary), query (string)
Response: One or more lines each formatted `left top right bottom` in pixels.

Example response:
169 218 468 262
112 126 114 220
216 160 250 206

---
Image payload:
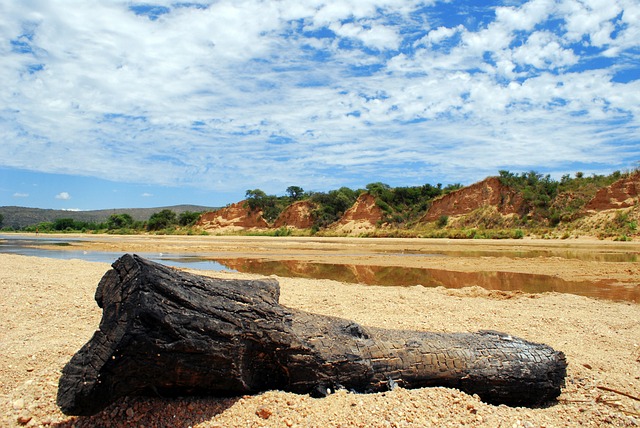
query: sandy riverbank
1 237 639 426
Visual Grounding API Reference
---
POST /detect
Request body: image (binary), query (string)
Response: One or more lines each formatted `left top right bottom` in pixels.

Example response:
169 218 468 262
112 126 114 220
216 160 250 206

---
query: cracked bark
57 254 567 416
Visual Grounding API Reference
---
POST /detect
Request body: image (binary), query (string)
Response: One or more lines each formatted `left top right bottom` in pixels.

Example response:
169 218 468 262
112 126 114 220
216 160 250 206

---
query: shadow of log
52 396 239 428
57 254 566 416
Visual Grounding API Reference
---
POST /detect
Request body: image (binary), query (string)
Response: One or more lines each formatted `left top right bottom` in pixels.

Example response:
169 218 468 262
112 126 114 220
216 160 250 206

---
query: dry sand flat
1 236 639 427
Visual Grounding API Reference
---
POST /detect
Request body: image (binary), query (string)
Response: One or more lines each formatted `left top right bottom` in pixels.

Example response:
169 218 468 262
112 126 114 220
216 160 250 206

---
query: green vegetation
366 182 443 225
4 168 637 239
147 209 177 231
241 185 362 233
13 208 205 235
497 170 558 219
244 189 292 223
178 211 201 227
244 187 312 223
497 169 628 226
23 218 105 233
106 213 135 230
551 171 624 223
285 186 305 200
309 187 361 232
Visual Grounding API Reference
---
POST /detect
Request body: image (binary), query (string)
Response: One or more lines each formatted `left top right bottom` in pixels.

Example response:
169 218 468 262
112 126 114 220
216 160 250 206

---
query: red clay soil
341 193 383 223
331 193 384 234
584 172 640 211
273 200 316 229
196 200 269 231
422 177 525 222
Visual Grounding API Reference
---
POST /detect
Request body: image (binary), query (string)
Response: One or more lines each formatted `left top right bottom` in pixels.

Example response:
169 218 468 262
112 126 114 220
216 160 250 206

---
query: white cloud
511 31 578 69
55 192 71 200
13 192 29 198
330 21 400 50
142 193 153 197
0 0 637 193
560 0 622 44
461 24 512 54
495 0 556 31
422 25 462 45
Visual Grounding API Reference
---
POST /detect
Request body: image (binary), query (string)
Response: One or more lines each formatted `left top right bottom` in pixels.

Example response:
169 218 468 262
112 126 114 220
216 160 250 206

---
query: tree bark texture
57 254 567 416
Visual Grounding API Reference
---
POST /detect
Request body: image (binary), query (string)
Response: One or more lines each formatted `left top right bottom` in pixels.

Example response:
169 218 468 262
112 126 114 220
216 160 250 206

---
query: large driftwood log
58 254 567 416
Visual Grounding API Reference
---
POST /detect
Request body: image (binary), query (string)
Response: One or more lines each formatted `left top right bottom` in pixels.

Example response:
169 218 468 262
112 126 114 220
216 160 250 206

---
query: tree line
6 210 203 234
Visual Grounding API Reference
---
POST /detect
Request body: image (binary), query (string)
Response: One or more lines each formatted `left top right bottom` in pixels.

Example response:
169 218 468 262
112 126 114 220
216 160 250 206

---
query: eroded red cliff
196 201 269 232
584 172 640 211
331 193 384 235
273 200 316 229
422 177 525 222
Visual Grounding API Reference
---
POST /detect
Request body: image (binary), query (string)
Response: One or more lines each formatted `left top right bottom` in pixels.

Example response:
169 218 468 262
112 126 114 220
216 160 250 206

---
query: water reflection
393 249 638 262
1 235 637 303
0 236 231 271
216 258 639 303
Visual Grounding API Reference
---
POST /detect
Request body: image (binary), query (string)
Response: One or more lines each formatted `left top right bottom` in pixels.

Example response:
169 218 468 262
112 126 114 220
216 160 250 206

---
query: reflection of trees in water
216 259 638 303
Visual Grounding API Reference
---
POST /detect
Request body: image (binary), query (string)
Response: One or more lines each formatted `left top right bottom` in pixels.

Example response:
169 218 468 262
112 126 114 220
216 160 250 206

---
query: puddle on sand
1 235 637 303
392 249 638 262
0 236 232 271
215 258 639 303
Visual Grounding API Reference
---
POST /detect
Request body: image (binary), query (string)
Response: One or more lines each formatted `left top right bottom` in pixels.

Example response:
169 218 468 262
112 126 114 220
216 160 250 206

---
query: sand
1 235 639 427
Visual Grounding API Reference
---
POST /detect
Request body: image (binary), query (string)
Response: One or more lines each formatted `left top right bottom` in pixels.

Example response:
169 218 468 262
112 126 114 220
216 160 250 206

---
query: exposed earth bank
1 237 639 427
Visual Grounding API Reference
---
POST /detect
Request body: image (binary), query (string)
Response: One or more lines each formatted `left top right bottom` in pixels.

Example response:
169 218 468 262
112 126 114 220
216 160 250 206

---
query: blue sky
1 0 639 210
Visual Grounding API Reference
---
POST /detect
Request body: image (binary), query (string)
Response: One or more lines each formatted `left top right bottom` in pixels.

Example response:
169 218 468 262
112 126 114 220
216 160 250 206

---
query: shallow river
1 234 637 303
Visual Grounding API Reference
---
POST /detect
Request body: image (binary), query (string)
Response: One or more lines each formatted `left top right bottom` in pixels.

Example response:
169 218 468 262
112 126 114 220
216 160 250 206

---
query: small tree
310 187 360 229
245 189 267 211
286 186 305 201
53 218 76 231
147 210 177 231
365 182 392 200
436 215 449 228
179 211 201 227
0 213 3 228
106 213 134 230
244 189 286 223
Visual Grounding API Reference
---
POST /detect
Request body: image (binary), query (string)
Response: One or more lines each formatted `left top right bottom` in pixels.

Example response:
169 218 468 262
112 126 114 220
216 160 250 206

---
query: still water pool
1 235 637 303
0 235 232 271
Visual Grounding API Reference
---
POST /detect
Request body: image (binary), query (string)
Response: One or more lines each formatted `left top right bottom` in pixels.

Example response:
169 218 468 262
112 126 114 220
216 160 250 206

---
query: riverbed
2 233 638 302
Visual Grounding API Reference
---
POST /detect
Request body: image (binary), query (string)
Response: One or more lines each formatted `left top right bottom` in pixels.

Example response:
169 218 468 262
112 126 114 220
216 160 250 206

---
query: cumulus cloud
330 20 400 50
13 192 29 198
55 192 71 200
422 25 462 45
0 0 637 193
511 31 578 69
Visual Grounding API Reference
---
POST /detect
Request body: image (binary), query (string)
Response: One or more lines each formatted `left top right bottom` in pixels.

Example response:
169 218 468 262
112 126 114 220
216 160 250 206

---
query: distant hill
0 205 218 229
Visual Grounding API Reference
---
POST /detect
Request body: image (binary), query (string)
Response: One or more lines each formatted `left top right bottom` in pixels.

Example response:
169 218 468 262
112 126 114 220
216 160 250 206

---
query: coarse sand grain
1 238 639 427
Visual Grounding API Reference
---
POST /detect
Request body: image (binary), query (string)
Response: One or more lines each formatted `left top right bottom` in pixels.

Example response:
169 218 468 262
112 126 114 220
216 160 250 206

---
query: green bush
274 226 292 237
178 211 202 226
147 209 177 231
107 213 134 230
310 187 360 229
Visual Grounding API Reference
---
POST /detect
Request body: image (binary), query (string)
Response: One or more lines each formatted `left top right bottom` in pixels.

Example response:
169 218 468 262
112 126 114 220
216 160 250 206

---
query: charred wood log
58 254 567 416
